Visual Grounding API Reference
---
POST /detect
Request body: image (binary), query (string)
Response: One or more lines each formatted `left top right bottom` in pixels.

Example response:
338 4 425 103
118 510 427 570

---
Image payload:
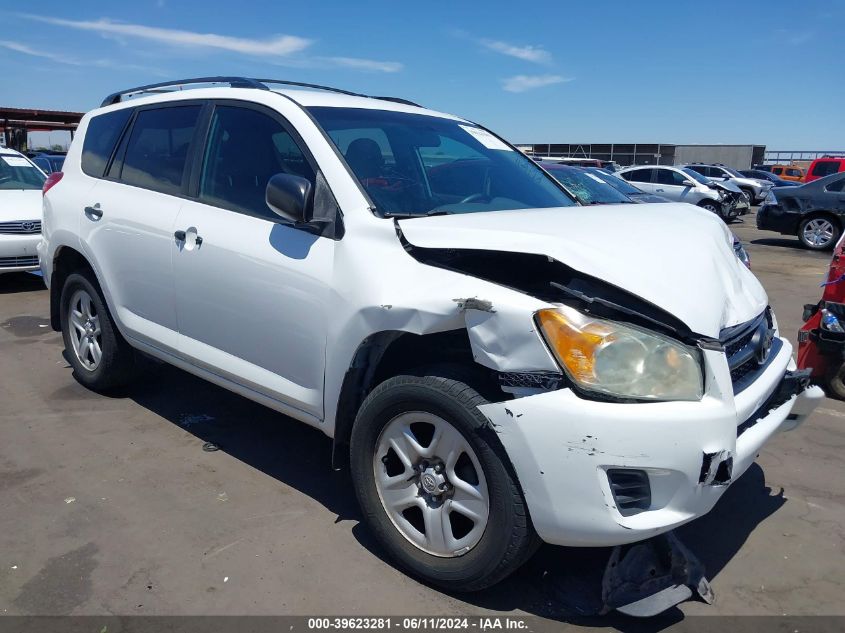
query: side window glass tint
825 178 845 193
625 168 653 183
813 161 840 177
121 106 201 195
81 108 133 178
200 106 315 219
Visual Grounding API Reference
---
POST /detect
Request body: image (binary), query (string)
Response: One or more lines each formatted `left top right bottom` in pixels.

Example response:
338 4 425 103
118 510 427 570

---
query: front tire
826 362 845 400
60 271 137 391
350 374 537 592
799 216 840 250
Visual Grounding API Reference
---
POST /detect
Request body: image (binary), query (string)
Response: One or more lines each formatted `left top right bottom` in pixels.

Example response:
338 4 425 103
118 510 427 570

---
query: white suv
40 77 821 596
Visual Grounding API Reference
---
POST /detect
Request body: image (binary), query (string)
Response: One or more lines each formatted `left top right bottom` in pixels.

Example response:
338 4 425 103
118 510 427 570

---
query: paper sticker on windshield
585 173 607 184
1 156 34 167
459 125 513 152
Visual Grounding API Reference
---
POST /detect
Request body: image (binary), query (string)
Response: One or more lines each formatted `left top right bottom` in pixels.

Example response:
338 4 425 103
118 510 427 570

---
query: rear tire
799 216 840 250
60 271 138 391
350 374 538 592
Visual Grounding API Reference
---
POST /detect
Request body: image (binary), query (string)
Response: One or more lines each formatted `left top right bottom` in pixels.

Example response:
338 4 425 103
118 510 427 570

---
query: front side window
656 169 688 186
120 106 201 195
0 154 46 190
786 168 803 177
81 108 133 178
200 106 315 219
308 107 575 217
772 167 783 175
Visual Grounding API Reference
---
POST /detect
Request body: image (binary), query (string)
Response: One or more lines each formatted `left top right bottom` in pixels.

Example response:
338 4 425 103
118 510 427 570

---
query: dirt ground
0 209 843 627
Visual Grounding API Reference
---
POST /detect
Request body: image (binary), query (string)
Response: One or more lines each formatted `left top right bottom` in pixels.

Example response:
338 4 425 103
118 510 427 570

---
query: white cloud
480 38 552 64
0 39 167 74
17 14 402 73
21 15 313 56
323 56 402 73
502 74 571 93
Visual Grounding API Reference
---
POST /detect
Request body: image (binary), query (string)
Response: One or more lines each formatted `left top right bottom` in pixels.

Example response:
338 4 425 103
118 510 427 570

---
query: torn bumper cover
477 342 823 548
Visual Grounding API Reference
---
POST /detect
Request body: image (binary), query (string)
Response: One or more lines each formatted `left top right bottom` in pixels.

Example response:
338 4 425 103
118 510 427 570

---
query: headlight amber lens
536 306 703 401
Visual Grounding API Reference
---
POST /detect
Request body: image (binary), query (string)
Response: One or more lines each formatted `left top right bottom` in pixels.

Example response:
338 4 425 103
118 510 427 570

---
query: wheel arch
49 246 96 331
331 328 499 470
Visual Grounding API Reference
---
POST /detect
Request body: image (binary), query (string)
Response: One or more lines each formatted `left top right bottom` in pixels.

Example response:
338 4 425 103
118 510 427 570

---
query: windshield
0 154 46 190
682 167 711 185
585 168 643 195
308 107 577 217
543 165 632 204
723 166 744 177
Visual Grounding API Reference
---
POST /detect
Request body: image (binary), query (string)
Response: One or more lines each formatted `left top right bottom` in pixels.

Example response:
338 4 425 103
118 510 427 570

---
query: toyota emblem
21 221 36 232
756 328 775 366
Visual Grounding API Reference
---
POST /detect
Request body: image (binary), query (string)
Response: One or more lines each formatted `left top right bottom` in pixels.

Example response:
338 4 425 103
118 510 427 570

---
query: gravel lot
1 209 843 625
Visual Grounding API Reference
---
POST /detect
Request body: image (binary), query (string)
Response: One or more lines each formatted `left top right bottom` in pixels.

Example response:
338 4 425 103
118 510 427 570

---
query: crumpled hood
398 203 768 337
0 190 43 222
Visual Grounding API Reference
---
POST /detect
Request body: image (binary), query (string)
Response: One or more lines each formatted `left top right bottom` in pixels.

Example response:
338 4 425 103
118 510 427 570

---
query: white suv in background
39 77 821 602
0 148 47 274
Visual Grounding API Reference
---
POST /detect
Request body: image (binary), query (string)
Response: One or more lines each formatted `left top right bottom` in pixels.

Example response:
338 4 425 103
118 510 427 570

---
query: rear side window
772 167 783 175
623 168 654 183
786 168 803 177
825 178 845 193
120 106 201 195
81 108 133 178
199 105 315 220
812 160 842 178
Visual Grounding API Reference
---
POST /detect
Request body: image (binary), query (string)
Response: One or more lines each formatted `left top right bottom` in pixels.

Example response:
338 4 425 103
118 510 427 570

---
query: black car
739 169 796 188
756 173 845 250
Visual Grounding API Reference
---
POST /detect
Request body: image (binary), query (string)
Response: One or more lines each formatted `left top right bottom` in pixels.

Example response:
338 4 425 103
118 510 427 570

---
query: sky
2 0 843 149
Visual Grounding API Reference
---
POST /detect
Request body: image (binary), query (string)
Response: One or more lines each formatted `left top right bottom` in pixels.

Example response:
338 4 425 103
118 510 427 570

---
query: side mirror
266 173 312 223
682 179 695 187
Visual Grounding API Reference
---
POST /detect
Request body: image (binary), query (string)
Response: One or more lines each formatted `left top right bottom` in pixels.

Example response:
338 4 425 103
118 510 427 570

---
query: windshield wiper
383 210 451 219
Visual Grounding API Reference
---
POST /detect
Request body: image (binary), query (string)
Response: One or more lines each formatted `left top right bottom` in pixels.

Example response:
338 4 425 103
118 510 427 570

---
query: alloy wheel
68 288 103 371
803 218 835 248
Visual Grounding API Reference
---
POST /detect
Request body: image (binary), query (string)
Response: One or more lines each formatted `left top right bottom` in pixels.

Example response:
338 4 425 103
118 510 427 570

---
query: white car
39 77 822 595
0 148 47 273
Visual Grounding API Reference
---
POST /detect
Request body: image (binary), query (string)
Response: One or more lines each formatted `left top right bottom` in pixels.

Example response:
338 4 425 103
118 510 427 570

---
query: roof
0 147 26 158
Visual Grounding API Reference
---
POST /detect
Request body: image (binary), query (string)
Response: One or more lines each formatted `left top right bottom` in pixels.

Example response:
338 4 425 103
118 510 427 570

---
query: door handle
174 229 203 247
84 205 103 219
655 188 665 192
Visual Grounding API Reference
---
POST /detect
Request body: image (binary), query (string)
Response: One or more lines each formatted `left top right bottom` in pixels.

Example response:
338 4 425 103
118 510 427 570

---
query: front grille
0 220 41 234
607 469 651 516
721 308 775 393
0 256 38 268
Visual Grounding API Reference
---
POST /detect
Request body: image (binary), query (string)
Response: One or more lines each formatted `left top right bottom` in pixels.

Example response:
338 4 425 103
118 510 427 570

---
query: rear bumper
0 234 41 273
756 204 801 234
479 341 822 547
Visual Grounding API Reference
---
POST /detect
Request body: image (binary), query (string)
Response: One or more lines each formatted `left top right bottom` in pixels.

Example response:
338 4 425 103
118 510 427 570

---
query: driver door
172 102 334 421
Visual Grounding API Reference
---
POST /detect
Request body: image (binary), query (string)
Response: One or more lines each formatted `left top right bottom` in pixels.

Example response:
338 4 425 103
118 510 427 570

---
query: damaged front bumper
478 339 823 548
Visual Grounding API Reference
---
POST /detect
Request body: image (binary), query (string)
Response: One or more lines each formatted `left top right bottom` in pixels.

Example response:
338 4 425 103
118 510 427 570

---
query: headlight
536 306 704 401
764 190 777 205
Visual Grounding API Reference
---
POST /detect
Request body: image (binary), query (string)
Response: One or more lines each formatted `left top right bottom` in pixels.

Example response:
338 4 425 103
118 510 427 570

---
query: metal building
517 143 767 169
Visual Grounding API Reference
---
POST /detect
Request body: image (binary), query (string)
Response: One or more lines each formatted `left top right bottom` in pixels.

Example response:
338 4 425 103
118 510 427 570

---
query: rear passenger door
79 103 203 353
172 102 335 423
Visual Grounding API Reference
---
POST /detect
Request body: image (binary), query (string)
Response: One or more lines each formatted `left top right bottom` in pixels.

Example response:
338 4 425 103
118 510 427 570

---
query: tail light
43 171 63 195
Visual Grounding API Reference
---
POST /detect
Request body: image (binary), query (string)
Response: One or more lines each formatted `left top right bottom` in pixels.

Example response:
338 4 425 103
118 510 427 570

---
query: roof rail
101 76 269 107
101 76 423 108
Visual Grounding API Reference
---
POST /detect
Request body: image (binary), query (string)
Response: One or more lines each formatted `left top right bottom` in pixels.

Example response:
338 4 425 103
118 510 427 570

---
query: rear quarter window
81 108 133 178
